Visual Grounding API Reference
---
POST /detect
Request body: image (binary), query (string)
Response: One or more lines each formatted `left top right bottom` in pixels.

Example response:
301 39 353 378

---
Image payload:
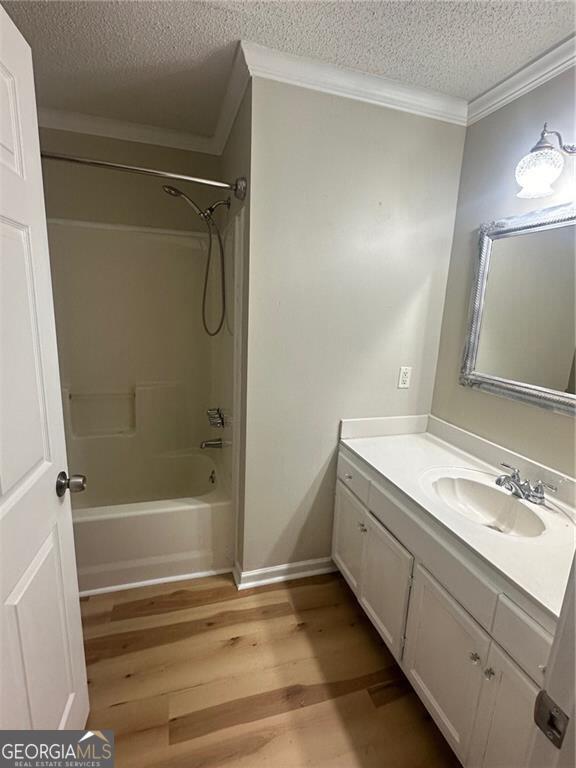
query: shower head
162 184 206 219
162 184 230 222
162 184 183 197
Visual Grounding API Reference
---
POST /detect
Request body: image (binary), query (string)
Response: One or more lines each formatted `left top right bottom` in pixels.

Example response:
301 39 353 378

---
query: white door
468 642 539 768
332 482 365 593
528 558 575 768
360 510 413 661
0 7 89 729
403 564 490 763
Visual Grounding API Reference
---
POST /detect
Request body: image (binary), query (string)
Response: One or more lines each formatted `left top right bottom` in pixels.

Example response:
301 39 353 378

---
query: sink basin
421 469 546 538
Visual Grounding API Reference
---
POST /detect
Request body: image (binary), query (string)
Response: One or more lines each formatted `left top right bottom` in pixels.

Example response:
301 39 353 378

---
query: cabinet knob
344 473 353 480
358 522 367 533
484 667 496 680
469 652 481 664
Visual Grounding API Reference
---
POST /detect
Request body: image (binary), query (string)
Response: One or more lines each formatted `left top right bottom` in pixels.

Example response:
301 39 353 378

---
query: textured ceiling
4 1 575 137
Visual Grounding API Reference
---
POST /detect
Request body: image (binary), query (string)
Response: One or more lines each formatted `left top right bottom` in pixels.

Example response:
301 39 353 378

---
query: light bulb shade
515 148 564 198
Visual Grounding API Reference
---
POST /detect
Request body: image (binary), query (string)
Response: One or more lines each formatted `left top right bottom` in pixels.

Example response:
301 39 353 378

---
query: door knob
56 471 87 497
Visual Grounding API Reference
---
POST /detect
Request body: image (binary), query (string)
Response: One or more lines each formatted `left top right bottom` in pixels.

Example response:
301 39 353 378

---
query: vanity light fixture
515 123 576 199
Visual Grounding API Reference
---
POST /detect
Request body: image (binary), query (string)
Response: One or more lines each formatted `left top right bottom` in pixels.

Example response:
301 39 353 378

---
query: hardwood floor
81 572 460 767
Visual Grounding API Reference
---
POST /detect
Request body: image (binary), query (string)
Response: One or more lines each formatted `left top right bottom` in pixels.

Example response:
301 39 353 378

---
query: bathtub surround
43 131 230 503
432 68 576 476
49 221 212 508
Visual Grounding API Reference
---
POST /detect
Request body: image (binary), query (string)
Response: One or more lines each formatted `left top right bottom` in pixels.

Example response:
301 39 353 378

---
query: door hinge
534 689 569 750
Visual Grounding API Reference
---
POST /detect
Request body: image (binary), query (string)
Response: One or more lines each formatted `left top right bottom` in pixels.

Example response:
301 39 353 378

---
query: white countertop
341 432 575 618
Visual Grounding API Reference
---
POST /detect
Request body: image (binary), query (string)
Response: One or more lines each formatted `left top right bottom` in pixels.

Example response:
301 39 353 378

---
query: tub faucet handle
207 408 225 428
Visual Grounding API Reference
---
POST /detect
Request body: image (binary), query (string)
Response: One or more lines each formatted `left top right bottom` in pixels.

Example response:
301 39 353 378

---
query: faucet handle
535 480 557 494
500 463 521 481
527 479 558 505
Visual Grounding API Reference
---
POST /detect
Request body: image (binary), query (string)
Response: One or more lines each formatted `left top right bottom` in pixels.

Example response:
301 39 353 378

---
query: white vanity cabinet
403 565 491 762
468 643 539 768
332 445 552 768
333 481 414 660
360 510 413 660
332 482 366 592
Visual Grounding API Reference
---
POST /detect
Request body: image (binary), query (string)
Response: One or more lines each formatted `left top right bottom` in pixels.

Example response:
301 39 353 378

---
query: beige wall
240 78 465 571
40 128 221 232
432 69 576 476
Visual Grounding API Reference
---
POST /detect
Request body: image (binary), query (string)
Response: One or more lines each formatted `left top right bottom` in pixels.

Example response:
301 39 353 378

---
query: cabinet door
332 481 365 593
360 510 413 661
403 565 490 763
468 643 539 768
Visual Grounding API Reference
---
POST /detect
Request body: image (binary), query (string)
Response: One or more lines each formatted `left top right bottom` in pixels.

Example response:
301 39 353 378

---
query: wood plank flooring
81 572 460 767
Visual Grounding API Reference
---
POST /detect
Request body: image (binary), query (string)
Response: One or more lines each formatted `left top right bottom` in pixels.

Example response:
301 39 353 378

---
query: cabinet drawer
492 595 553 684
337 451 371 505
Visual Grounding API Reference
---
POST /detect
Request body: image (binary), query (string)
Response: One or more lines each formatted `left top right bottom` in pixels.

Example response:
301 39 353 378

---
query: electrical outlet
398 366 412 389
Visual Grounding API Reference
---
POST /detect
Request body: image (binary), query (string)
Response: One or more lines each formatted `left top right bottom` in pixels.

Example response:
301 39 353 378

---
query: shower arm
40 151 248 200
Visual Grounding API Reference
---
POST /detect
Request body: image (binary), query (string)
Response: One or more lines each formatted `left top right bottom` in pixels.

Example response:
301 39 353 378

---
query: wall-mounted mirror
461 203 576 414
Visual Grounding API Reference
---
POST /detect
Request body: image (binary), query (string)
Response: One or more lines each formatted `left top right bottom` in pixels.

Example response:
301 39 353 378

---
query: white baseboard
234 557 336 590
79 568 232 597
232 561 243 588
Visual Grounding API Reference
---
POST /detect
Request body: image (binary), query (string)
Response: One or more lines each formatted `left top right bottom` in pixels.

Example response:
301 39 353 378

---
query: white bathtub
73 474 233 594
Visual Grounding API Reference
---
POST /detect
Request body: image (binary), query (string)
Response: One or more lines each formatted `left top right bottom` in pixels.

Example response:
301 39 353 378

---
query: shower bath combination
163 184 230 337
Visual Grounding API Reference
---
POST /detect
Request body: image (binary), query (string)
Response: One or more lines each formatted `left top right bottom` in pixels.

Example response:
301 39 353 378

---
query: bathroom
0 2 574 767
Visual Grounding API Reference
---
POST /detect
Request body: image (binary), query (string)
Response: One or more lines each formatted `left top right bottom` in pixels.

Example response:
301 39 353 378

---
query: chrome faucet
495 463 557 505
495 463 527 498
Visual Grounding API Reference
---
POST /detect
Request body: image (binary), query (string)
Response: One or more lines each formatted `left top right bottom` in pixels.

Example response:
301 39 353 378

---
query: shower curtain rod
40 151 247 200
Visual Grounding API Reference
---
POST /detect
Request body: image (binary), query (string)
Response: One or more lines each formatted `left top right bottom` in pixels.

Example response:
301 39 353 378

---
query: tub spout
200 439 223 449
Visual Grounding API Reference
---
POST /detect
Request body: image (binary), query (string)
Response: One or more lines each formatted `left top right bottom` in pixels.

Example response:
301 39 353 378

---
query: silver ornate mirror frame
460 202 576 415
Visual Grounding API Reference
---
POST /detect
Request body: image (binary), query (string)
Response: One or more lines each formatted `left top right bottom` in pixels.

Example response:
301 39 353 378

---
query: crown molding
467 36 576 125
241 41 468 126
37 36 575 154
38 108 220 155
